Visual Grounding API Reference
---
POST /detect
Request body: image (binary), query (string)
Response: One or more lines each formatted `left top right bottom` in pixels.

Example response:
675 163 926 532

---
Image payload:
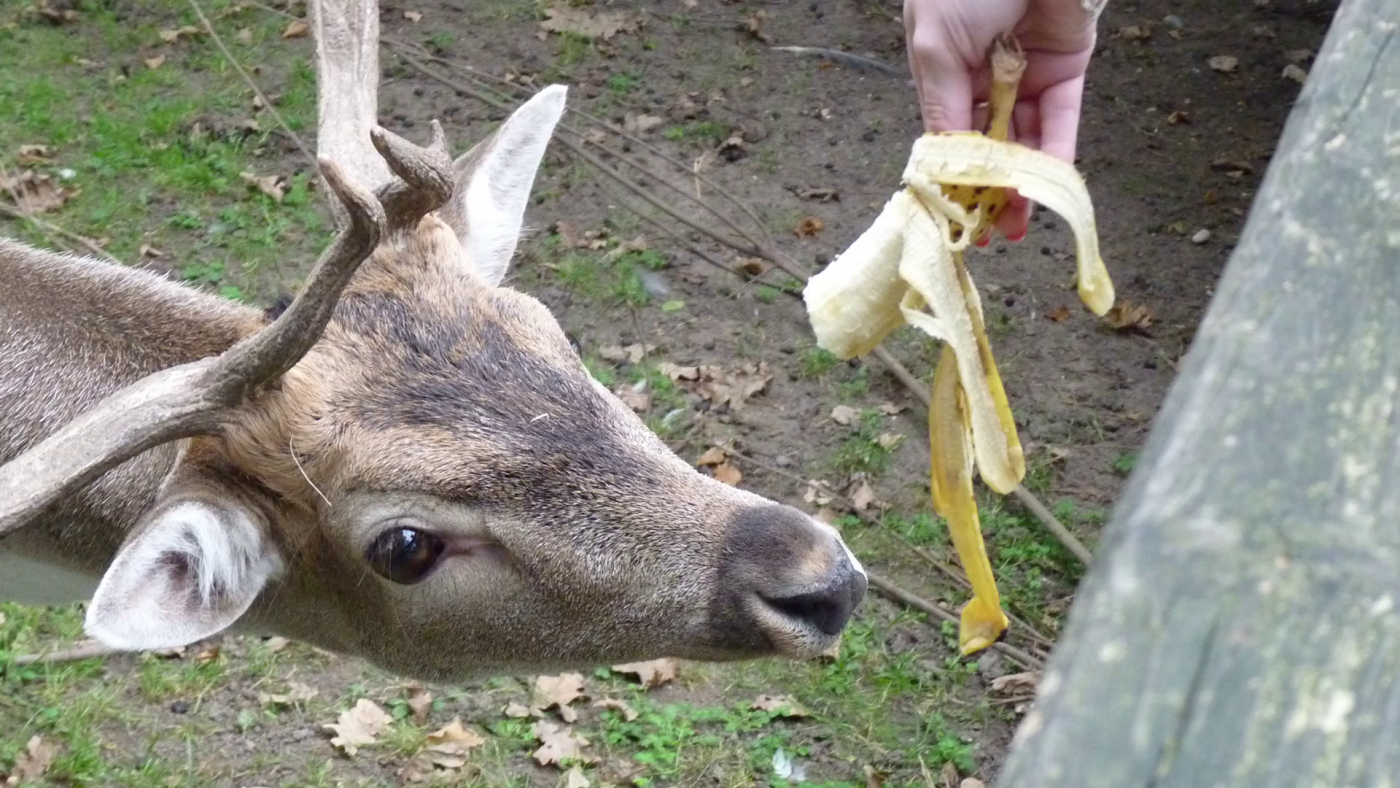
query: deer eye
366 527 446 585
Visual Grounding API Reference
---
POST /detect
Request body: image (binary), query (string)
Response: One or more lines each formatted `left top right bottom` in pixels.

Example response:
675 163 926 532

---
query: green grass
830 408 895 477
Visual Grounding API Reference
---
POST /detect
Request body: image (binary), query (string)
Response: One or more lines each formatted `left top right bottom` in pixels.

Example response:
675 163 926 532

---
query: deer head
0 87 865 681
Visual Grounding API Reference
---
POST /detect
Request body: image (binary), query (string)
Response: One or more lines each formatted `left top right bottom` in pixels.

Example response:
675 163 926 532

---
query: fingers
910 34 975 133
1033 75 1087 164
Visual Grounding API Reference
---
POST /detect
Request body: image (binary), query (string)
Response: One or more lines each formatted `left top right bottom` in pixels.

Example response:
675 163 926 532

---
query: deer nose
760 551 866 636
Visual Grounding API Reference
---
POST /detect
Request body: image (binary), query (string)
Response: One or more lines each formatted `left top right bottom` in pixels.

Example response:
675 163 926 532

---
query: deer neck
0 241 262 602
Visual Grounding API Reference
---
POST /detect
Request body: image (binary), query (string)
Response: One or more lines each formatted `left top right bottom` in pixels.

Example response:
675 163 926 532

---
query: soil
0 0 1342 784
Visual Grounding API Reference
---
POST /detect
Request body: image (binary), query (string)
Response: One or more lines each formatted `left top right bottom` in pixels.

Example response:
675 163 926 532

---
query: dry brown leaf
532 673 587 723
737 257 768 277
695 447 728 467
657 361 700 381
864 764 889 788
876 432 904 451
16 144 52 165
750 695 809 717
1284 48 1314 63
408 687 434 722
403 10 423 22
36 0 78 23
795 187 840 202
236 27 253 44
849 480 875 512
1166 110 1192 125
259 680 318 708
1208 55 1238 73
263 636 290 652
794 216 825 237
598 343 655 364
614 383 651 413
990 671 1041 697
194 645 220 665
159 25 202 44
532 721 596 767
1281 64 1308 83
743 12 773 44
323 698 393 756
611 658 678 688
143 54 166 69
1117 24 1150 41
1046 305 1072 322
1 170 77 214
421 718 485 769
8 736 59 785
941 761 960 788
538 5 641 40
240 171 285 202
504 701 534 718
592 698 639 721
1105 302 1154 334
565 766 591 788
878 402 905 415
283 19 310 38
803 480 835 506
830 405 858 425
623 112 664 134
713 462 742 486
697 362 772 410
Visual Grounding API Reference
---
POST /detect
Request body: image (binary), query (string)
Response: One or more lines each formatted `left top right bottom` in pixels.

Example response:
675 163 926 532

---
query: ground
0 0 1338 786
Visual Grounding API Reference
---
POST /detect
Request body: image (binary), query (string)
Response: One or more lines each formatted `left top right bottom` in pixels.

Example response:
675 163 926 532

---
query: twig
1011 486 1093 565
0 203 118 263
12 640 119 666
866 575 1042 671
913 548 1057 650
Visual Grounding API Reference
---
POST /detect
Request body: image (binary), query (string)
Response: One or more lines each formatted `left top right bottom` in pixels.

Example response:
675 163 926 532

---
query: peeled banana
802 35 1114 655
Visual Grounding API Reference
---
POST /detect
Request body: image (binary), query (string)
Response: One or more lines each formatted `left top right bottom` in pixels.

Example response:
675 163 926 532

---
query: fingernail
1006 229 1027 242
974 235 990 247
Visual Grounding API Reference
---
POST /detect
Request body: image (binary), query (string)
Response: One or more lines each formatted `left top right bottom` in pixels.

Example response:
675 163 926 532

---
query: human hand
904 0 1100 242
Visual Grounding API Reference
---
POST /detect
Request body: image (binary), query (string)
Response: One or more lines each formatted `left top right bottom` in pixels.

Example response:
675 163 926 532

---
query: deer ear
85 497 283 651
441 84 567 287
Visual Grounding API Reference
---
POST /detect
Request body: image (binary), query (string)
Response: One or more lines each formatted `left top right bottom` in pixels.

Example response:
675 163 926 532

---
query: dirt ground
0 0 1339 786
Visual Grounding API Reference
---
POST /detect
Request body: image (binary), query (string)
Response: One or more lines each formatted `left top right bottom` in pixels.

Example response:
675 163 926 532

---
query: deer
0 1 866 682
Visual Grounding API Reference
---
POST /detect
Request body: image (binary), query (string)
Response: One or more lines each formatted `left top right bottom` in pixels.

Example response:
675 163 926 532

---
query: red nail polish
1006 229 1027 242
974 235 990 247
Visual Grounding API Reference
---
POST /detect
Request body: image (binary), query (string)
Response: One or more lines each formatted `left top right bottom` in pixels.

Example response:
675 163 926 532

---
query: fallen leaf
598 343 655 364
830 405 858 425
1046 305 1072 322
1166 110 1192 125
611 658 678 688
259 680 319 708
849 480 875 511
421 718 485 769
737 257 768 277
990 671 1041 696
876 432 904 451
1210 158 1254 176
1208 55 1238 73
158 25 202 43
657 361 700 381
795 187 840 202
623 112 664 134
1117 24 1150 41
408 687 434 722
565 766 591 788
697 362 772 410
743 12 773 44
695 446 728 467
713 462 742 486
504 701 534 718
614 383 651 413
1 169 77 214
263 636 290 653
1284 48 1314 63
592 698 638 721
532 673 587 723
323 698 393 756
532 720 596 767
538 5 641 40
240 171 285 202
1281 64 1308 84
143 54 166 69
194 645 220 665
1250 24 1277 39
403 10 423 22
750 695 809 717
16 144 52 165
803 480 835 506
878 402 905 415
7 736 59 785
236 27 253 44
283 19 310 38
1104 301 1154 335
941 762 960 788
794 216 825 237
35 0 78 23
865 764 889 788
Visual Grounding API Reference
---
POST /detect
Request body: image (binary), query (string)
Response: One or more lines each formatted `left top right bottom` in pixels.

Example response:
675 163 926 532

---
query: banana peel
802 36 1113 655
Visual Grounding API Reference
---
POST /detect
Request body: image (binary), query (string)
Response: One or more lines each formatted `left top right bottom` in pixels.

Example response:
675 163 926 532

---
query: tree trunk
998 1 1400 785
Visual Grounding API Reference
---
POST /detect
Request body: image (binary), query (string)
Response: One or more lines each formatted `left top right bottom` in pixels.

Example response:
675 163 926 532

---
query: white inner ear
460 84 568 287
85 501 284 651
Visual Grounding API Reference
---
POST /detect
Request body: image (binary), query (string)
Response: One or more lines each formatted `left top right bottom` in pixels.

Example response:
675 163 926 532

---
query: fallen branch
0 202 118 262
11 640 119 667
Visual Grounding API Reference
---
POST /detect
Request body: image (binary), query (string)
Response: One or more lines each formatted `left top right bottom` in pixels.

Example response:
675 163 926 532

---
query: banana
801 35 1113 655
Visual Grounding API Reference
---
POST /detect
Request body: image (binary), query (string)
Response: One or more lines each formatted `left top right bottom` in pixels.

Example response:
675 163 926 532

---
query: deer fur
0 87 866 681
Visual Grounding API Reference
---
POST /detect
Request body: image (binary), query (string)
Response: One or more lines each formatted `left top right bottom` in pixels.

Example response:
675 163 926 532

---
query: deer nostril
763 569 866 636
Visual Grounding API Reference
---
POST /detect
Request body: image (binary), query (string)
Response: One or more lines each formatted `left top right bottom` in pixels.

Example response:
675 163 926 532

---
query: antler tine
370 120 455 230
0 159 386 538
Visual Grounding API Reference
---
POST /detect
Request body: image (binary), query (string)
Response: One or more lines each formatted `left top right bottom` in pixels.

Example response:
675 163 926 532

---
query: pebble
1191 229 1211 244
1163 14 1184 29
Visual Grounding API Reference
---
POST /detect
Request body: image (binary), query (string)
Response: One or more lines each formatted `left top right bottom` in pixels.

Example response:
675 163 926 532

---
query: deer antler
371 120 455 231
0 159 387 538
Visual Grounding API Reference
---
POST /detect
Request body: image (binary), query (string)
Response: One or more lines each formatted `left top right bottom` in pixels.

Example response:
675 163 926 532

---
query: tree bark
998 2 1400 785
